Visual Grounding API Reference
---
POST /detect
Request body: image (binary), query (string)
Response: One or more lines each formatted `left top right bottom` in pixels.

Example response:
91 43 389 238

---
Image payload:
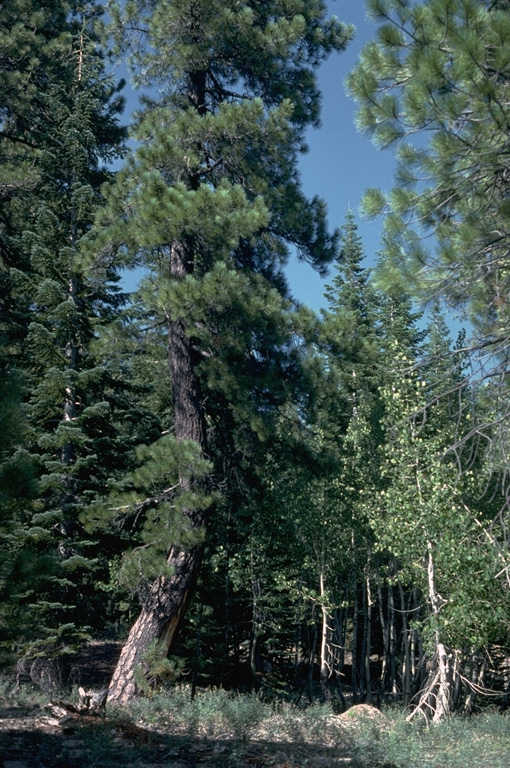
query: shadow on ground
0 704 359 768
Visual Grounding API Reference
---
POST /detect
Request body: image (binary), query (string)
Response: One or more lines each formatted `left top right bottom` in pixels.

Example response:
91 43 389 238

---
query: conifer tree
103 0 353 703
317 212 382 702
0 0 128 671
346 0 510 459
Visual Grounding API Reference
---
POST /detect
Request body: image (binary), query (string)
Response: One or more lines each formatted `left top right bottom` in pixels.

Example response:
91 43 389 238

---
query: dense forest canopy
1 0 510 723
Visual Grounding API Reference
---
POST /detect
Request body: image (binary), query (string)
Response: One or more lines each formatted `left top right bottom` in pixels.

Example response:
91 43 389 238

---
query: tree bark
399 581 412 708
363 568 372 704
319 570 331 703
108 543 205 704
108 240 209 705
408 544 454 722
352 586 359 704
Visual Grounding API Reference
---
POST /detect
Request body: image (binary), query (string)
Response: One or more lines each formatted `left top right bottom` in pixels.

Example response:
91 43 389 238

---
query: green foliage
128 686 271 742
0 0 131 664
354 709 510 768
347 0 510 439
92 434 214 590
94 0 355 697
133 640 185 697
373 286 510 654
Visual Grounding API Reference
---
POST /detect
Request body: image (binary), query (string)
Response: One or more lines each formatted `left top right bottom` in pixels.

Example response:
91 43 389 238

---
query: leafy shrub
128 685 270 741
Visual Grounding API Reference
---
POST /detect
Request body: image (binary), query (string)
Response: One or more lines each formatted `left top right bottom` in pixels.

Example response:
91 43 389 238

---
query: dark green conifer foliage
0 1 128 669
102 0 353 703
0 361 37 664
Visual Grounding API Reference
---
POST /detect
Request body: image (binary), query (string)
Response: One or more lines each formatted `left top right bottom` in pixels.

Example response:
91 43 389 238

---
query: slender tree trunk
352 587 359 704
361 566 372 703
319 570 331 703
427 545 453 722
410 588 420 699
377 569 388 692
308 601 317 704
334 605 347 709
250 551 263 689
293 597 303 685
191 597 204 700
399 582 411 708
408 545 454 722
388 581 397 697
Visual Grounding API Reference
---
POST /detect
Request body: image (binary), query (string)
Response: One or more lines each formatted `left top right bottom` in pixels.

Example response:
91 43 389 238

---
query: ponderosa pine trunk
107 48 210 705
108 239 209 705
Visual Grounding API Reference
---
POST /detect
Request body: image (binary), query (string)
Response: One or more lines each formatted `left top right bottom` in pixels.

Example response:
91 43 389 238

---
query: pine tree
346 0 510 460
102 0 353 703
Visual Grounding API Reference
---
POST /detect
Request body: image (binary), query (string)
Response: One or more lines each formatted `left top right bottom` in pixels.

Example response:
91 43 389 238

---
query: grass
125 688 510 766
1 677 510 767
351 707 510 768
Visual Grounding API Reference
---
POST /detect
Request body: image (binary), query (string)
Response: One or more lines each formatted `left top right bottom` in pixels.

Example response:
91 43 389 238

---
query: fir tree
0 1 129 671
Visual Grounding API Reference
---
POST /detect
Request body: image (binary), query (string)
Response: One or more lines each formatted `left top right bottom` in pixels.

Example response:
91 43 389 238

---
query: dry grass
1 679 510 767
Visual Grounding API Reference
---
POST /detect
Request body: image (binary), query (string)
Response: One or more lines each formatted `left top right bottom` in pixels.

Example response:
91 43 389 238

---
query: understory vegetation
1 680 510 768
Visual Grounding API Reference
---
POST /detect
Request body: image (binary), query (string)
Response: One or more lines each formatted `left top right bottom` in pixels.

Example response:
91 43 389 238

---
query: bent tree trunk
408 544 454 722
108 542 206 704
108 243 209 705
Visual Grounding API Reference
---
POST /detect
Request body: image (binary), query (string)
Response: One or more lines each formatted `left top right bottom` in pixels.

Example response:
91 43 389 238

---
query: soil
0 645 385 768
0 715 357 768
0 704 361 768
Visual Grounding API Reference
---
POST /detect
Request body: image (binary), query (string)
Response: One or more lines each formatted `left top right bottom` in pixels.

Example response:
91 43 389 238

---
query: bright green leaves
373 301 510 652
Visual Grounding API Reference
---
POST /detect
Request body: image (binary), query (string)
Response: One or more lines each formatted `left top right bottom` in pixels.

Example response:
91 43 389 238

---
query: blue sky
289 0 396 311
117 1 396 312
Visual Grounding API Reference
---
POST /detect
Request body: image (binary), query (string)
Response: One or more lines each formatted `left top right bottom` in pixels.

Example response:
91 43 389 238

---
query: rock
338 704 388 730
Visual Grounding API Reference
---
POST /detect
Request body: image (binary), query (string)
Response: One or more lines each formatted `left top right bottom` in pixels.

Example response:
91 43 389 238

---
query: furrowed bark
108 239 209 705
108 544 205 704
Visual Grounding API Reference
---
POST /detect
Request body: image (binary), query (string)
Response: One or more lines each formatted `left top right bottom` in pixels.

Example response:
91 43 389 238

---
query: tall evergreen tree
102 0 353 703
316 213 381 701
0 1 128 670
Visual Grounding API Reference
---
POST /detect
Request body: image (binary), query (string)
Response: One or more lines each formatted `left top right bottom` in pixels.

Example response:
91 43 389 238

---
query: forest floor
1 644 510 768
0 698 391 768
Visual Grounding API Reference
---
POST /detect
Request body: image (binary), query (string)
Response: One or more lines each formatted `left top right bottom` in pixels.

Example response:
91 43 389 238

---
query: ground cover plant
1 679 510 768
